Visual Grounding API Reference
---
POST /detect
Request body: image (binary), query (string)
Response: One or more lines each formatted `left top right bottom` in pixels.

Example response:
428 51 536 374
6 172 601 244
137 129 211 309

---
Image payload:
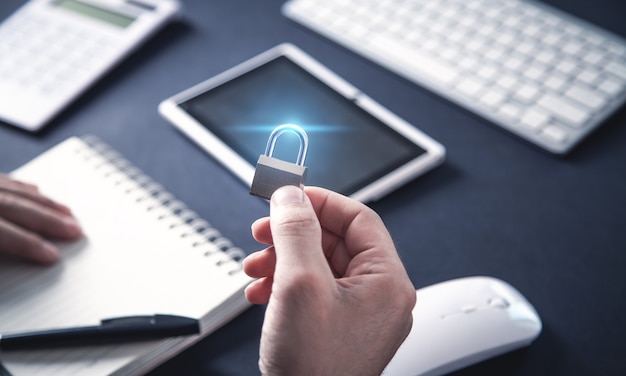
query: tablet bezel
158 43 445 202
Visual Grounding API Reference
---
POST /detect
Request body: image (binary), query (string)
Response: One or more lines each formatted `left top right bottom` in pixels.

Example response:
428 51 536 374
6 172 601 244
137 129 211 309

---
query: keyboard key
556 59 579 75
542 32 562 47
578 68 601 85
545 74 568 91
369 36 458 85
480 89 506 108
542 125 568 144
605 60 626 80
504 56 525 71
499 102 522 121
515 83 540 103
457 77 485 97
562 40 585 56
536 49 557 65
607 41 626 56
497 75 518 91
583 50 605 65
565 86 607 111
537 94 590 127
477 65 499 81
598 79 624 96
521 109 549 131
524 65 547 82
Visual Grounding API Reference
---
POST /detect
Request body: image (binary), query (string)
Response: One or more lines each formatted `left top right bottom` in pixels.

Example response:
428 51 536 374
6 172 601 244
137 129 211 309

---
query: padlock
250 124 308 200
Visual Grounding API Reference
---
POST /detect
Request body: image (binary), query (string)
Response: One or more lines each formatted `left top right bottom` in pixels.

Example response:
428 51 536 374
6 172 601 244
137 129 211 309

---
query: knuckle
14 231 43 254
375 274 416 315
0 191 18 208
0 218 43 257
273 209 320 236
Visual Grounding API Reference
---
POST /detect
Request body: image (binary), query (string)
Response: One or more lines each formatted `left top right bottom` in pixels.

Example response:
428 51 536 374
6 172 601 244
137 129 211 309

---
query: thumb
269 186 332 281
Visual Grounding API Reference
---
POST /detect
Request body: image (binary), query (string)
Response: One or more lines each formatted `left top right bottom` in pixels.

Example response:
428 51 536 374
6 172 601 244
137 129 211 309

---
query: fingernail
41 241 60 262
271 185 304 206
21 182 39 191
63 216 83 237
54 202 73 215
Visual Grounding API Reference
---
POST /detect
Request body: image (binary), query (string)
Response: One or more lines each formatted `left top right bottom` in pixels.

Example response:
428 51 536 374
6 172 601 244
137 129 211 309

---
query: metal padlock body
250 125 308 200
251 154 308 199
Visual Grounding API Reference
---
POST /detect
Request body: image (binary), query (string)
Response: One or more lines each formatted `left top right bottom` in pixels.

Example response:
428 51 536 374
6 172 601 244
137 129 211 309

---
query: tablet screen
179 56 426 196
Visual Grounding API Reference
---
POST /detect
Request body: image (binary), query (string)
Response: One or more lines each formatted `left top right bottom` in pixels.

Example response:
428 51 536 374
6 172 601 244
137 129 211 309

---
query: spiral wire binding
76 135 246 275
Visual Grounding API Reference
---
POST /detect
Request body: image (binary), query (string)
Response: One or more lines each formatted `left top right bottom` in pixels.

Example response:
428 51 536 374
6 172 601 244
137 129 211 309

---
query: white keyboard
0 0 180 132
283 0 626 154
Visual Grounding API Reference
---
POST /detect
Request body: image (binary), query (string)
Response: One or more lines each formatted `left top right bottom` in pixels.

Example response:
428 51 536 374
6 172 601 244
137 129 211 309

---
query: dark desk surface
1 0 625 374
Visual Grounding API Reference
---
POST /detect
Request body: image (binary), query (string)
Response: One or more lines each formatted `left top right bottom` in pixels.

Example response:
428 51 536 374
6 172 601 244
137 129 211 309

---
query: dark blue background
1 1 625 375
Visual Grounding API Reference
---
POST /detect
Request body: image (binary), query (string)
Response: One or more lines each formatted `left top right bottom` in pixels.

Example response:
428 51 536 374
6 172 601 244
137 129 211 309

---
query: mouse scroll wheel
488 297 510 309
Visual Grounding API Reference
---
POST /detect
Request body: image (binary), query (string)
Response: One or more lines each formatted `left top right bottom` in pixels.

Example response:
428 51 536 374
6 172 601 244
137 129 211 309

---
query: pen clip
101 315 158 326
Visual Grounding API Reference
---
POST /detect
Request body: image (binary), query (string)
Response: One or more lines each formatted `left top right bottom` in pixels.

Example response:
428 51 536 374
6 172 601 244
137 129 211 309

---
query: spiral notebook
0 136 254 375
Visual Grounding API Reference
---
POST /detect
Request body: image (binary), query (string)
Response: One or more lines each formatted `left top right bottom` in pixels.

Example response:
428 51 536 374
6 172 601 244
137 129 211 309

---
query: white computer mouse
382 276 542 376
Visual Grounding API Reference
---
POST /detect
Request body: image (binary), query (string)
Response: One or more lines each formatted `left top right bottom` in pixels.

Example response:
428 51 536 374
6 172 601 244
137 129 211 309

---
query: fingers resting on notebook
243 185 416 375
0 174 82 264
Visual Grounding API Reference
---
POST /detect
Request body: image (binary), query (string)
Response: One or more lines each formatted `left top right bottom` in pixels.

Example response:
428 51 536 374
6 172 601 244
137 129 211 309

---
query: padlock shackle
264 124 309 166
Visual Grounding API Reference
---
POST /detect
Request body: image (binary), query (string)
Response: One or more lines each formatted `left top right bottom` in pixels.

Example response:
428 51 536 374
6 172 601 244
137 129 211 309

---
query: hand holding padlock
250 124 308 200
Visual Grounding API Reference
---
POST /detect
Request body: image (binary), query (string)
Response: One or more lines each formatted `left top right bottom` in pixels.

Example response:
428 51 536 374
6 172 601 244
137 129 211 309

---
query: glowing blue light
229 123 351 133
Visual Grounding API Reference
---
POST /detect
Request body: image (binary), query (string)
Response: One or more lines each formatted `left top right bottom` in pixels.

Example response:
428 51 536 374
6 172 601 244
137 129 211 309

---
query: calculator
0 0 180 131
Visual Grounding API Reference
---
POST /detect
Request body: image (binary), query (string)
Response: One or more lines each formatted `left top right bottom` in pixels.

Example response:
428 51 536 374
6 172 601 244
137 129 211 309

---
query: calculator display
55 0 136 28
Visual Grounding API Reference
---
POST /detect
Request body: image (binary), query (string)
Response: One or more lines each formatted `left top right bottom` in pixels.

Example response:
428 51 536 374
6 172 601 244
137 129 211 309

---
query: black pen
0 314 200 351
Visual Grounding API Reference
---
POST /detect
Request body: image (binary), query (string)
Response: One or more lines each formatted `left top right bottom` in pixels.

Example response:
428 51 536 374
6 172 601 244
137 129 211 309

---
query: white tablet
158 44 445 202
